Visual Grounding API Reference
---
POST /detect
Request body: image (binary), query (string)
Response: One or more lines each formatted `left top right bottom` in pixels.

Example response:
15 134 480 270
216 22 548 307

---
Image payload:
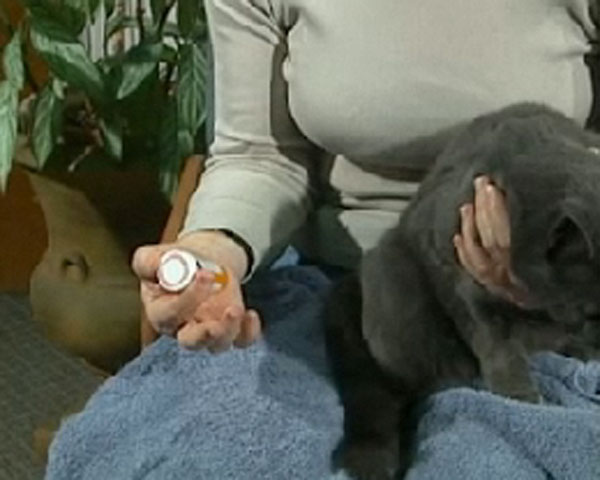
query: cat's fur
325 103 600 480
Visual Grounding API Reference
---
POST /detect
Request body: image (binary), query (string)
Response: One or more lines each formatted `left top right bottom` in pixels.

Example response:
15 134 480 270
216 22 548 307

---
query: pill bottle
157 249 228 292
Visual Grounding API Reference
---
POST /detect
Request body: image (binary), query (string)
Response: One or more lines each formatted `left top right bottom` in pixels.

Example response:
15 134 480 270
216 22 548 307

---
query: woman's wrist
176 230 250 281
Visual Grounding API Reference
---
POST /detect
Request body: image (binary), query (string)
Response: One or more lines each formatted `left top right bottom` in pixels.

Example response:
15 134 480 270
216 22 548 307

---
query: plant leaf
104 0 117 18
161 44 177 64
26 2 88 36
117 42 163 99
107 14 155 39
0 81 19 192
52 77 66 100
178 0 201 38
3 30 24 91
177 42 207 135
87 0 102 18
106 9 126 37
30 17 106 103
162 21 180 38
150 0 166 23
62 0 102 21
32 83 63 169
99 113 122 160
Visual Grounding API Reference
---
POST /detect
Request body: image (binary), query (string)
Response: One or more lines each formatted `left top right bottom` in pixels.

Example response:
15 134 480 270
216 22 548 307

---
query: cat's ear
546 213 594 266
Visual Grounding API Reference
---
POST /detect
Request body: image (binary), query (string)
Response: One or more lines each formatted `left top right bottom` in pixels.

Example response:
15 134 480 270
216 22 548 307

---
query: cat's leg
326 237 457 480
325 275 404 480
361 239 472 478
458 280 541 403
478 337 541 403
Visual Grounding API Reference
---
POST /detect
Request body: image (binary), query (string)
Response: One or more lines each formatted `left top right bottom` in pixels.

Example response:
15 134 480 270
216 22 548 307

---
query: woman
46 1 599 478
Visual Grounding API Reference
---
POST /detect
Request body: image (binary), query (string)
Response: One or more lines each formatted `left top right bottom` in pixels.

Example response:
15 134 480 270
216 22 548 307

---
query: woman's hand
453 176 531 306
131 233 261 352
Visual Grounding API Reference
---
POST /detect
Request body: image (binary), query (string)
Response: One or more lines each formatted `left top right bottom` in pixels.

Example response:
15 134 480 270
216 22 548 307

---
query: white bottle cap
157 249 199 292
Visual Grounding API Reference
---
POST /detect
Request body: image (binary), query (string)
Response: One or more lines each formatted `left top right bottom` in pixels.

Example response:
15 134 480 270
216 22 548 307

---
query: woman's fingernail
197 270 215 284
476 176 491 190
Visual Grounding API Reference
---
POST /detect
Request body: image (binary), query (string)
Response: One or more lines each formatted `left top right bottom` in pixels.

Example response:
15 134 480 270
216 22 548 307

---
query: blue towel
408 353 600 480
46 266 600 480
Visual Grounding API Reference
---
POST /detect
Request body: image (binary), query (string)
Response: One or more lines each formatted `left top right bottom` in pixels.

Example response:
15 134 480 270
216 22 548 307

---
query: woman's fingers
207 307 245 353
178 269 218 314
455 180 534 306
461 176 512 281
177 319 223 350
454 203 495 284
177 306 245 351
142 269 216 336
234 309 262 347
131 244 172 281
473 177 511 264
485 183 511 249
133 243 260 350
176 306 261 351
473 176 494 249
140 281 182 335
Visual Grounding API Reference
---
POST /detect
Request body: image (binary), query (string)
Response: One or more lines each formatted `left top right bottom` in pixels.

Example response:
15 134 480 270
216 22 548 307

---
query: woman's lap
45 265 349 480
44 260 600 480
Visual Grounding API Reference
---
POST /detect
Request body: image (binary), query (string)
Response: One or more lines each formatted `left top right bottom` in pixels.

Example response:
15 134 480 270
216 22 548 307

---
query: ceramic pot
28 168 170 373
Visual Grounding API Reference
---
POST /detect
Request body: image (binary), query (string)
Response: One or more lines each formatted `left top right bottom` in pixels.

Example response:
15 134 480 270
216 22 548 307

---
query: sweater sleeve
180 0 318 275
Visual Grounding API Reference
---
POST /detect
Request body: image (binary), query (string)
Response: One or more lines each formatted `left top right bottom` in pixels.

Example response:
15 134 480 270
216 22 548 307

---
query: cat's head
509 158 600 322
448 103 600 324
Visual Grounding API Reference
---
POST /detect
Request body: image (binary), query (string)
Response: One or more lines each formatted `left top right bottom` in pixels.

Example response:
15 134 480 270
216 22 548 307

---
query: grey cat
325 103 600 480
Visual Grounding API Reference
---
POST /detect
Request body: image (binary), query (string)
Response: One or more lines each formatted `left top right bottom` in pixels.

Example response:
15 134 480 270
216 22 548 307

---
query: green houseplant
0 0 209 195
0 0 211 373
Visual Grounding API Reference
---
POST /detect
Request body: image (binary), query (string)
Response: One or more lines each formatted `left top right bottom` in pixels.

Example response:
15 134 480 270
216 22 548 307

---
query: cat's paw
333 440 404 480
500 384 542 404
510 391 543 404
485 371 542 404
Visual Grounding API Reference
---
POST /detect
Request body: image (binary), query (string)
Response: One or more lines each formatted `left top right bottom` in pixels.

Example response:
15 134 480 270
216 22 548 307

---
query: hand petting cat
453 175 532 307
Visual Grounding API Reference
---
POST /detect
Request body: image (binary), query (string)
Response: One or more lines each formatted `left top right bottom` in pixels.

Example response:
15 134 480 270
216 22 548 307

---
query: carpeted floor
0 293 104 480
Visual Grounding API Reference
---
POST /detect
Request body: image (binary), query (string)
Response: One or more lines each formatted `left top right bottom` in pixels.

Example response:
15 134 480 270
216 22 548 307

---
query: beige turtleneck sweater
182 0 598 273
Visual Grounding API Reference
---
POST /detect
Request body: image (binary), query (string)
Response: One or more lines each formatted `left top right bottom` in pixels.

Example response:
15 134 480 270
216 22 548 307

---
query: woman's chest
279 0 594 157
